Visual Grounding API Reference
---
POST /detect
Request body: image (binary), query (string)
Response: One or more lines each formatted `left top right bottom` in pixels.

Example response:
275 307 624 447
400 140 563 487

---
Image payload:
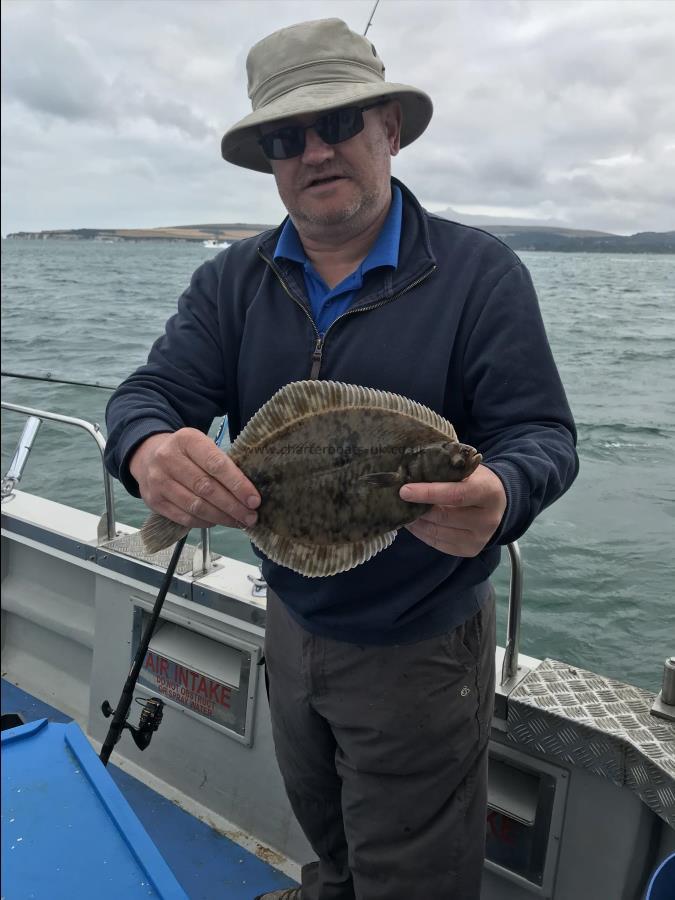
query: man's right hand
129 428 260 531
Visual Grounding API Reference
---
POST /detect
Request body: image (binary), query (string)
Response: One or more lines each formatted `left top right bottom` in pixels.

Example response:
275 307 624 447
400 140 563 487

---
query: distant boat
203 239 230 249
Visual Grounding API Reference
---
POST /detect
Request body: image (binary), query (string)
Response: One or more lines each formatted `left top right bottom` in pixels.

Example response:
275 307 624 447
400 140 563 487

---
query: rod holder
650 657 675 723
2 416 43 499
661 657 675 705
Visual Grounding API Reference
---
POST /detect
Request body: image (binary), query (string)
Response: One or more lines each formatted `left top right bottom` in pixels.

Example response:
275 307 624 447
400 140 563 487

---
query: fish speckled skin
245 414 473 541
141 381 482 576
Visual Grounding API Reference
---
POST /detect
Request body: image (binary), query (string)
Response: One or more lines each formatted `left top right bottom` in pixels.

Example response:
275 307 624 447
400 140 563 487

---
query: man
105 18 578 900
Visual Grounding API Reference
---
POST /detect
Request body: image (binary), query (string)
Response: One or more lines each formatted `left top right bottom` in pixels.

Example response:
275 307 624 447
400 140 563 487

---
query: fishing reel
101 696 165 752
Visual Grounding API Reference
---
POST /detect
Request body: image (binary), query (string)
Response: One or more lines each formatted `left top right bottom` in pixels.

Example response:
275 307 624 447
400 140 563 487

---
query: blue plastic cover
2 718 188 899
646 851 675 900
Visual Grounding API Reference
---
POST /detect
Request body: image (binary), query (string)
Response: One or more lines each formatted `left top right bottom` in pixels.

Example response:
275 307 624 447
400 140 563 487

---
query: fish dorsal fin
248 521 398 578
230 380 456 463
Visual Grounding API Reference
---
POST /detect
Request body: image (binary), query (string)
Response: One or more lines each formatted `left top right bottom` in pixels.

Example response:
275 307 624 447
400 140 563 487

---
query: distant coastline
5 224 270 244
5 222 675 253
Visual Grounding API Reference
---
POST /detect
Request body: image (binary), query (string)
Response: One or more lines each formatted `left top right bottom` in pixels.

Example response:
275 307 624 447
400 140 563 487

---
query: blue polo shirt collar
274 185 402 277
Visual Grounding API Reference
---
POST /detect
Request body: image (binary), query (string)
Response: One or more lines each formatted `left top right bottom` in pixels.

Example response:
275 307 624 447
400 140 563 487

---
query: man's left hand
400 465 507 557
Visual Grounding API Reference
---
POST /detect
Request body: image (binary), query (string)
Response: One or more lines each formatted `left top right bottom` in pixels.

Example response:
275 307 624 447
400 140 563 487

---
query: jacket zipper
310 336 324 379
258 248 436 379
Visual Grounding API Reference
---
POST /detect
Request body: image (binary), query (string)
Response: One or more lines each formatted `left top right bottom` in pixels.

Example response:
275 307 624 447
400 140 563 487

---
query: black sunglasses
258 100 388 161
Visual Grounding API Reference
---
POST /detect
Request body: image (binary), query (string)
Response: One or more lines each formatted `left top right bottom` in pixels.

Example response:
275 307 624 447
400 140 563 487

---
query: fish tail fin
140 512 190 555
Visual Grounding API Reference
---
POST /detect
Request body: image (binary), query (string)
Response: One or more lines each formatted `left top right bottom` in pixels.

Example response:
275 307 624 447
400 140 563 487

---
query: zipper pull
310 336 324 379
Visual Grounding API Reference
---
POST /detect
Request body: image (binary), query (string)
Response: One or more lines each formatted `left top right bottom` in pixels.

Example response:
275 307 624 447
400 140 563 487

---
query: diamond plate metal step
100 530 203 576
507 658 675 828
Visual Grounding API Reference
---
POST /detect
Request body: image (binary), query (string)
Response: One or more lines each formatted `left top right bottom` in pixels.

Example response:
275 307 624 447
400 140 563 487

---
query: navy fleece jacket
104 178 578 644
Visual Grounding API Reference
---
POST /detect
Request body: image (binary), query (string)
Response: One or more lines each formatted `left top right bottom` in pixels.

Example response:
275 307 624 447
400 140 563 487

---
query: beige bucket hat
221 18 433 174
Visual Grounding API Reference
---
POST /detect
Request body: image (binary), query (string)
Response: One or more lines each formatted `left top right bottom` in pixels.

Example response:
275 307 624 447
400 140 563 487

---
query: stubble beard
289 181 383 237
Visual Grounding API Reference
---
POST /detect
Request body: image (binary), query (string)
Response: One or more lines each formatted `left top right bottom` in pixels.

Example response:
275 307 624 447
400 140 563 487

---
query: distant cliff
5 224 273 243
6 223 675 253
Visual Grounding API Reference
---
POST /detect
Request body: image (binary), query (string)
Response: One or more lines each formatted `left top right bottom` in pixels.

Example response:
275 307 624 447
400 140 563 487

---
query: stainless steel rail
502 541 523 686
192 526 213 577
1 401 117 542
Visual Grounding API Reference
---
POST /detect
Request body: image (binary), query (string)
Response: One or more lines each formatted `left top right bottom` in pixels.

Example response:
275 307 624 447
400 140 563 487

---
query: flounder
141 380 482 577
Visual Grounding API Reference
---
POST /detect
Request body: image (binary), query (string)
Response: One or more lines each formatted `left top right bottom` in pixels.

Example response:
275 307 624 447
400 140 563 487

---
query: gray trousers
264 586 496 900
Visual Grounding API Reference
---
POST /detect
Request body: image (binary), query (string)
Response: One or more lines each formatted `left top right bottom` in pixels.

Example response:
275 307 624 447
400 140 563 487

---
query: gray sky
2 0 674 235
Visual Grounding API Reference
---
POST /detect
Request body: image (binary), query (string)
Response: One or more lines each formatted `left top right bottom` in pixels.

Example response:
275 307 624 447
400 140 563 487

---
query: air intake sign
132 613 259 744
141 650 232 723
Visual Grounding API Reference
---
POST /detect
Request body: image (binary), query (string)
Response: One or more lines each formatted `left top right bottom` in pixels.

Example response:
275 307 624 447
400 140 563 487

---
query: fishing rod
1 370 118 392
99 534 188 765
364 0 380 36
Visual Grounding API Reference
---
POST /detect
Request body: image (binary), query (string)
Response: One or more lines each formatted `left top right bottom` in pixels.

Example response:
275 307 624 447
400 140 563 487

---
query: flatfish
141 380 482 577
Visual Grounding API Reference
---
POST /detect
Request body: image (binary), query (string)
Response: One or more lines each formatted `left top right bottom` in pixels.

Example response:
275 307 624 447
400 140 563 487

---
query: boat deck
1 678 299 900
2 487 674 900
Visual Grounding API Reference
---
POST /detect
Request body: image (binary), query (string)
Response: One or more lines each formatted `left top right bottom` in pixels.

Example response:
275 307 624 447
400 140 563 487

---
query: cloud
2 0 674 234
2 5 107 122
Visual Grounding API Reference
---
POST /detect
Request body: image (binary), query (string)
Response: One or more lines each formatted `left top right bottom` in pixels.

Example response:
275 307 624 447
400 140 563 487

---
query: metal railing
1 400 213 567
1 401 117 542
502 541 522 685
